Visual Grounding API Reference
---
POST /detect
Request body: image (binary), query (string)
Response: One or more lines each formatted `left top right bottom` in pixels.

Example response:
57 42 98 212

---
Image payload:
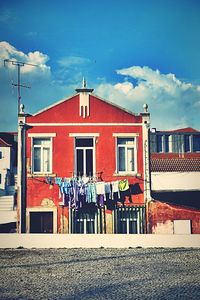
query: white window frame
72 135 97 177
29 134 56 175
113 134 138 175
164 134 172 153
168 135 172 153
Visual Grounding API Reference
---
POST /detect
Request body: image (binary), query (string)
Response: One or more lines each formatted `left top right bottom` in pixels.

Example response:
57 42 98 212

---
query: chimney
75 78 94 118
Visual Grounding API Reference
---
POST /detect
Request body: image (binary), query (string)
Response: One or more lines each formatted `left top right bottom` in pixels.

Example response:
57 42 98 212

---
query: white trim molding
69 133 100 137
27 123 143 127
28 133 56 137
113 133 139 137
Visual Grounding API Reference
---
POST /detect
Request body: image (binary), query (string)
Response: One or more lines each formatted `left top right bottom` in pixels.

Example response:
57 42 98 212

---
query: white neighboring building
150 127 200 208
0 133 17 232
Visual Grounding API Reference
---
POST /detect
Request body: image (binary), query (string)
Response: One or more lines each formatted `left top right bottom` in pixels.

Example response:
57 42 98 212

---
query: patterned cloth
119 179 129 191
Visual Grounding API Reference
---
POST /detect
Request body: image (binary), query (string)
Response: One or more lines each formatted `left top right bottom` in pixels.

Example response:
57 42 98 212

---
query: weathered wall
148 200 200 234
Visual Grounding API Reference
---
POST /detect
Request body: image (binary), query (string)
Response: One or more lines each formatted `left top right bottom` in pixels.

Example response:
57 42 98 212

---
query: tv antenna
4 59 37 113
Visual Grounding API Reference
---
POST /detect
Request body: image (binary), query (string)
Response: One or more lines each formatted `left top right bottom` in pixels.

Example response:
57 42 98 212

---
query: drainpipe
17 104 27 233
141 104 151 234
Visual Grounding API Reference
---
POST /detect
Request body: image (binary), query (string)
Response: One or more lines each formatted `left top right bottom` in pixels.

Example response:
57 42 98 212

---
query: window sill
113 172 140 177
27 173 56 178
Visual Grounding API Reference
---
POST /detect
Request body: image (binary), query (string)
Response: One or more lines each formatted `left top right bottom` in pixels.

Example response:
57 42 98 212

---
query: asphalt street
0 248 200 299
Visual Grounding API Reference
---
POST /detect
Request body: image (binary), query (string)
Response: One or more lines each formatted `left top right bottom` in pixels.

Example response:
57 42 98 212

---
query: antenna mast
4 59 37 113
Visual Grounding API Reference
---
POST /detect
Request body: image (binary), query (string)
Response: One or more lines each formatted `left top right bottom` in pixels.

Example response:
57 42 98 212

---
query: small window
156 135 163 153
193 135 200 152
0 174 1 184
33 138 52 173
117 138 136 173
0 151 2 159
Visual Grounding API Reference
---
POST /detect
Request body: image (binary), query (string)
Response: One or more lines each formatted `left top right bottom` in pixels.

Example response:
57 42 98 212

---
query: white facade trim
28 133 56 137
113 133 139 137
27 123 143 127
69 133 100 137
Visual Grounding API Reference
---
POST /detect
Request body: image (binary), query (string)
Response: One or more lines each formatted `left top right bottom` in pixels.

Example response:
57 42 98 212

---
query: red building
17 83 150 234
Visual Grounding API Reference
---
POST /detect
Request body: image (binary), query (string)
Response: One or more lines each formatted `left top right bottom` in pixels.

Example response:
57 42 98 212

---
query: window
0 174 1 184
193 135 200 152
0 151 2 159
33 138 52 173
30 212 53 233
75 138 94 177
184 135 191 152
165 135 172 153
156 135 163 153
116 207 145 234
74 211 97 234
117 138 136 173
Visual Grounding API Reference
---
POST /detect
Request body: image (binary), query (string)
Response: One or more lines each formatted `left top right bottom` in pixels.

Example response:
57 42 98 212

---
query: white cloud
116 66 192 96
0 41 50 75
96 66 200 130
114 81 133 94
58 56 91 68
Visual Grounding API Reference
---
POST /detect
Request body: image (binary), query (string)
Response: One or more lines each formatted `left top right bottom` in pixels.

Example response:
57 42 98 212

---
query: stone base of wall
0 234 200 248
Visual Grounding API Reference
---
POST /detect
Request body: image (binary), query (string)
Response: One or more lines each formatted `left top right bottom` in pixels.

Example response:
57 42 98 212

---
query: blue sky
0 0 200 131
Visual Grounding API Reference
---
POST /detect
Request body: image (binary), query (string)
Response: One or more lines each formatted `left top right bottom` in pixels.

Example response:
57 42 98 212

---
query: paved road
0 248 200 299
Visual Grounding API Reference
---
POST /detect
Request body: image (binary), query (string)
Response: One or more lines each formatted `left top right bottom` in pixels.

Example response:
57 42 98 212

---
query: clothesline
54 176 131 210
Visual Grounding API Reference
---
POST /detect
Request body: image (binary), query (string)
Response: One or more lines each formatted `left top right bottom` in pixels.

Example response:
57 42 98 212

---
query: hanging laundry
97 194 104 208
119 179 131 204
111 181 120 201
77 180 87 209
105 183 111 198
112 180 119 193
45 176 53 185
119 179 129 191
55 177 62 186
129 183 142 194
86 183 97 203
96 182 105 195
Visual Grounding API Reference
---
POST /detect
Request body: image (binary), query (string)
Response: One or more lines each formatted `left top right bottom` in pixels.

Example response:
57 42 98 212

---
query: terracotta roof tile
159 127 199 133
151 158 200 172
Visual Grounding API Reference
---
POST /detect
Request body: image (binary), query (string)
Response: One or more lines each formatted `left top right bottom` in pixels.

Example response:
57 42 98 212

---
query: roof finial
75 78 94 93
82 77 87 88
